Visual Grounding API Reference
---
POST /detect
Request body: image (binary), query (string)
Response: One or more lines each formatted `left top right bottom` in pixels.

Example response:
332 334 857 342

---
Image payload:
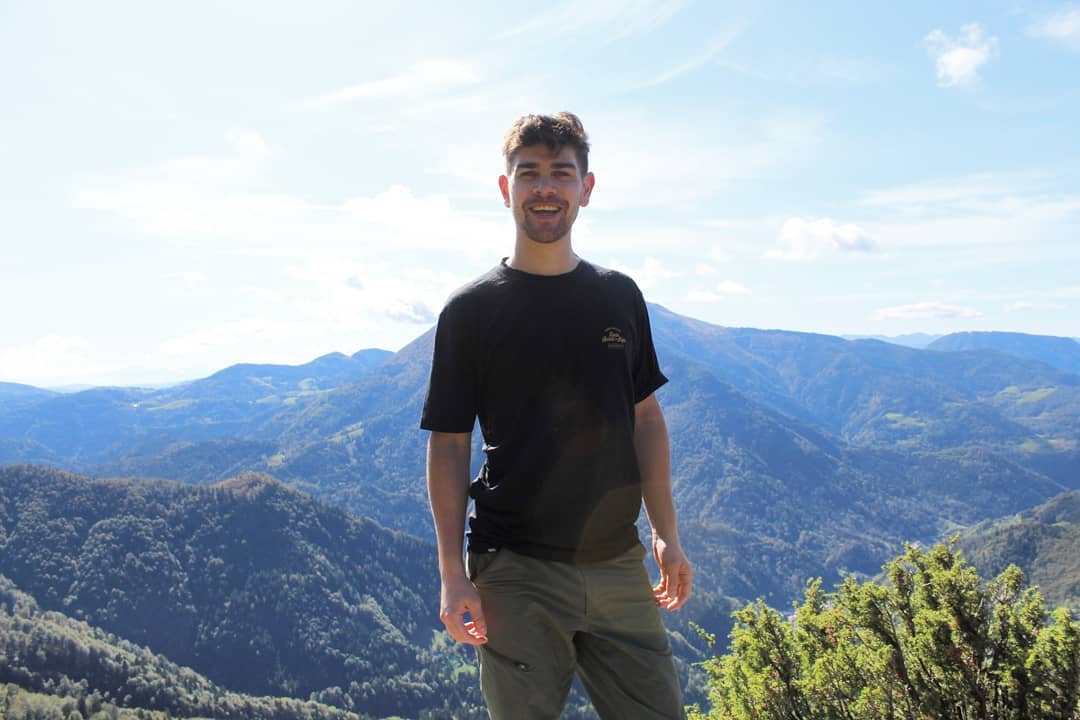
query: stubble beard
518 206 576 245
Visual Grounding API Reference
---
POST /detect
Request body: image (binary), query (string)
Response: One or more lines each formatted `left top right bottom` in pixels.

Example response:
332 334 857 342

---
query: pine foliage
691 542 1080 720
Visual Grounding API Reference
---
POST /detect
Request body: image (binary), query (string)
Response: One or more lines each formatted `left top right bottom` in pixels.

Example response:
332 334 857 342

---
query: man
421 112 692 719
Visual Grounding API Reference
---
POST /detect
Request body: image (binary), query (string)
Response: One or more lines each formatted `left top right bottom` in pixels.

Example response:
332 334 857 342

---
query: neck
507 237 579 275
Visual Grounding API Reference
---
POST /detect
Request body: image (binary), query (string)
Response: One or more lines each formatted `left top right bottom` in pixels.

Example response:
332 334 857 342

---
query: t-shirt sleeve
419 300 478 433
631 286 668 403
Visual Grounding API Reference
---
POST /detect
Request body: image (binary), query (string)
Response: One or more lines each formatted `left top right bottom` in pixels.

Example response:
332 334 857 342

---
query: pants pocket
466 548 502 581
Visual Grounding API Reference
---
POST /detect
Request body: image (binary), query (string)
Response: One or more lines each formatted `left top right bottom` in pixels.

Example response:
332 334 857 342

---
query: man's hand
440 573 488 645
652 535 693 611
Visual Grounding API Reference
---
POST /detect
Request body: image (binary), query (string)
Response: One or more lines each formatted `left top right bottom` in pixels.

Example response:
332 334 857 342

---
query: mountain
654 350 1066 603
0 465 490 719
955 490 1080 612
0 349 392 468
842 332 942 348
0 381 58 414
2 309 1079 639
0 573 369 720
649 306 1080 455
929 331 1080 376
138 316 1075 610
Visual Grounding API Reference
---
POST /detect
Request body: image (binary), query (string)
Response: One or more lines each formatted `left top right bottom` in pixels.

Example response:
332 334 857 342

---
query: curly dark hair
501 112 590 174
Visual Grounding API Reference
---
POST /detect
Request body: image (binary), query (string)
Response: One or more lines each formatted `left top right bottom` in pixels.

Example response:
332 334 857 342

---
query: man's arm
427 430 487 644
635 393 693 611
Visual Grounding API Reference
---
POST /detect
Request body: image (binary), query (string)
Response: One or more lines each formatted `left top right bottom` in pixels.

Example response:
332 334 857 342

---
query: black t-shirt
420 259 667 563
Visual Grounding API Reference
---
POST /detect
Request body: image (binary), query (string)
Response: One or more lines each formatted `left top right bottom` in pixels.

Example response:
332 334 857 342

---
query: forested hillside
0 465 489 719
956 490 1080 612
1 574 370 719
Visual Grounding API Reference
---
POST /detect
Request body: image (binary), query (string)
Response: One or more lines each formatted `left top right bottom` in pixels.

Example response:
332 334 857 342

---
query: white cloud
76 137 508 262
925 24 998 88
875 301 982 320
716 280 751 295
767 217 875 261
608 256 678 289
166 271 209 291
225 128 271 160
1031 7 1080 48
286 256 463 330
687 280 751 302
73 128 312 242
694 263 717 275
0 335 103 384
304 60 480 109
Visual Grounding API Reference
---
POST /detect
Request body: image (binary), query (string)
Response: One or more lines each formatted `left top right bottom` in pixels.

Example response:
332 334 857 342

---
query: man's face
499 144 595 245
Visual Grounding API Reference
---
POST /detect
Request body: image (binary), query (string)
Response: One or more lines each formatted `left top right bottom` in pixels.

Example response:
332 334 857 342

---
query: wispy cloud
158 262 455 361
634 26 743 89
1030 6 1080 48
608 257 678 289
589 110 825 211
1007 301 1066 311
860 173 1042 211
858 173 1080 249
72 128 311 241
876 301 982 320
75 137 507 260
925 23 998 88
767 217 875 261
304 60 480 109
501 0 685 43
687 280 752 302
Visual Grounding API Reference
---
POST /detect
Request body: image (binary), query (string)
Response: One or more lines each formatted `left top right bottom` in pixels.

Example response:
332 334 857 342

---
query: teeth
532 205 559 211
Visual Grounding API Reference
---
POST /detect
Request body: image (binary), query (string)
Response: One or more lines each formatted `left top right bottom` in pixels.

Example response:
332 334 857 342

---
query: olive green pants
467 542 684 720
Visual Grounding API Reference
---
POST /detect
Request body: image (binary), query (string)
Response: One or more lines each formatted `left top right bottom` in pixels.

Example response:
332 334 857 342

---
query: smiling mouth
528 204 563 215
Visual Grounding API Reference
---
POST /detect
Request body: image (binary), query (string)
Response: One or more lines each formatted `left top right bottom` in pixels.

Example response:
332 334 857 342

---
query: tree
690 541 1080 720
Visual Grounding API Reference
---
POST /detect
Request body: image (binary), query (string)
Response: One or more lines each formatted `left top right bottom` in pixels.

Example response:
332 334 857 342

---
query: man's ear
498 175 511 207
580 172 596 208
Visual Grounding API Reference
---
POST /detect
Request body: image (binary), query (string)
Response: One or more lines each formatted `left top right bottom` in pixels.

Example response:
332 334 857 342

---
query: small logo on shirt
601 327 627 350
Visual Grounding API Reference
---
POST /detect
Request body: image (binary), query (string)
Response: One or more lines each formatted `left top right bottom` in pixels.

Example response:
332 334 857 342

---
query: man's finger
466 603 488 643
662 565 692 611
441 610 470 643
464 620 488 644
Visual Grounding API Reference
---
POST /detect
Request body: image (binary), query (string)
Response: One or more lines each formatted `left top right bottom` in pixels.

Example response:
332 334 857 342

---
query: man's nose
533 176 557 194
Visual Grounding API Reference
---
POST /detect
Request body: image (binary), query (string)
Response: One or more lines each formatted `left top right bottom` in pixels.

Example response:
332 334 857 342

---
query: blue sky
2 1 1079 387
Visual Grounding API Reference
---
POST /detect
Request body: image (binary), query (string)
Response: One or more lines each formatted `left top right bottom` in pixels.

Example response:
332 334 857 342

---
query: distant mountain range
2 309 1079 717
928 330 1080 376
842 332 942 348
2 310 1078 602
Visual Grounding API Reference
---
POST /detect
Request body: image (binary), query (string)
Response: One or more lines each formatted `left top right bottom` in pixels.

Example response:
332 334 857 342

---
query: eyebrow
515 162 579 171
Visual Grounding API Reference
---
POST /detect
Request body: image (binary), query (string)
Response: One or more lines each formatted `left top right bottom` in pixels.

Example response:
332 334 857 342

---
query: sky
2 1 1079 388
